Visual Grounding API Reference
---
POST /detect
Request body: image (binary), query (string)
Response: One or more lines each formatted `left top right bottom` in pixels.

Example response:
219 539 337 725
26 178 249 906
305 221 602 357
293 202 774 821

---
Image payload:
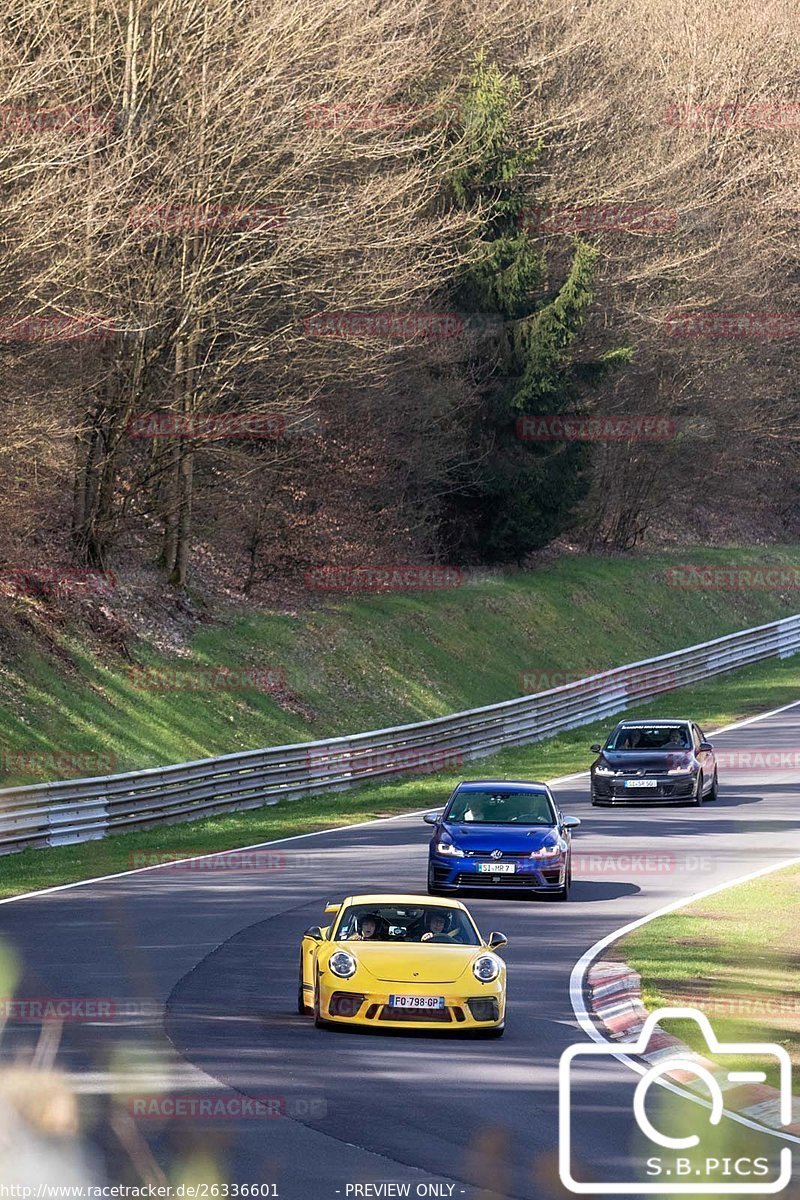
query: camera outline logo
559 1006 793 1194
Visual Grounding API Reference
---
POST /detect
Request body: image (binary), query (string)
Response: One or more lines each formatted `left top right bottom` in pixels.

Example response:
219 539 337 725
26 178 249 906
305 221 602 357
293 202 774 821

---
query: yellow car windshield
335 904 479 945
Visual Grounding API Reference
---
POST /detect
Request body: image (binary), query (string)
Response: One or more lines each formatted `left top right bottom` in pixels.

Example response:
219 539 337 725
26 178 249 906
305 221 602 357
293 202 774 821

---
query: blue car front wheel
550 860 572 901
427 863 444 896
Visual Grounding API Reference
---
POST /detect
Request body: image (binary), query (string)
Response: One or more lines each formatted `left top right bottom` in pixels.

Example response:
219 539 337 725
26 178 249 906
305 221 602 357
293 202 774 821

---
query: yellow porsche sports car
297 893 508 1036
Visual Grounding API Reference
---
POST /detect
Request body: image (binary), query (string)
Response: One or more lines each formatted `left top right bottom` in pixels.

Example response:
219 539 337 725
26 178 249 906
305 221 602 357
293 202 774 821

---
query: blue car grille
464 849 533 859
454 872 538 889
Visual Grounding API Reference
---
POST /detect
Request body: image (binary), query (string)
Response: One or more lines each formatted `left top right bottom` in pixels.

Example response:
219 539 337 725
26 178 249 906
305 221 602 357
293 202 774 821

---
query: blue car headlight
436 840 465 857
530 844 562 859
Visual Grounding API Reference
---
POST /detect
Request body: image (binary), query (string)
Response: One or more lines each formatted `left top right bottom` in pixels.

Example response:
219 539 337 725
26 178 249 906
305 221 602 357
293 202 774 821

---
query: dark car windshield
334 903 480 945
445 789 556 825
607 724 691 751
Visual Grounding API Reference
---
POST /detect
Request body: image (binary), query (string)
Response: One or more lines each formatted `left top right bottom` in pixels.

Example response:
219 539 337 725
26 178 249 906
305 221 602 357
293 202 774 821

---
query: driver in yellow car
420 910 460 942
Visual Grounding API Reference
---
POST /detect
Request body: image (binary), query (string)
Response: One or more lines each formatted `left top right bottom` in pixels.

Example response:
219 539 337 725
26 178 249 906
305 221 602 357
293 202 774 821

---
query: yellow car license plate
388 995 445 1008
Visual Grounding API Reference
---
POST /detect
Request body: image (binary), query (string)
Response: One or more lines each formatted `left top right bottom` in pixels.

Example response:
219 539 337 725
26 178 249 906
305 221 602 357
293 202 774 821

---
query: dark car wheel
689 772 704 806
708 769 719 801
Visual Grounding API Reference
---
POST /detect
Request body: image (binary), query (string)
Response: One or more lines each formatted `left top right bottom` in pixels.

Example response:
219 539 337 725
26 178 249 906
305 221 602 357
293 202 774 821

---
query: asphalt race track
4 700 800 1199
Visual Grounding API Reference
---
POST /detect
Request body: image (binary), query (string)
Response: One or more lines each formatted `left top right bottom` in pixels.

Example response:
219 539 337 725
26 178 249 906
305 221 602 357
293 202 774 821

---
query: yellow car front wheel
313 975 328 1029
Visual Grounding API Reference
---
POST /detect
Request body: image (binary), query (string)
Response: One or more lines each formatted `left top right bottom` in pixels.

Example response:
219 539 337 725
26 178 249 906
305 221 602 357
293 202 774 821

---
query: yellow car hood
337 942 474 984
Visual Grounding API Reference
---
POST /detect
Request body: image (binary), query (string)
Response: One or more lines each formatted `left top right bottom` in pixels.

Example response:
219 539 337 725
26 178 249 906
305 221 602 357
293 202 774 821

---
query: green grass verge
1 649 799 900
1 547 800 786
618 863 800 1087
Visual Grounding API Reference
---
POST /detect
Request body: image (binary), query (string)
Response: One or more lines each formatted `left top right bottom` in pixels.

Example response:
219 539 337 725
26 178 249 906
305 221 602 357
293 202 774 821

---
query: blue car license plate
477 862 516 873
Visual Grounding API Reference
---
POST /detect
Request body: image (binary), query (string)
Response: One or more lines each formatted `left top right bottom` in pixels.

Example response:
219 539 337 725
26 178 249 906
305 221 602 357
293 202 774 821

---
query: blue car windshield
445 789 556 825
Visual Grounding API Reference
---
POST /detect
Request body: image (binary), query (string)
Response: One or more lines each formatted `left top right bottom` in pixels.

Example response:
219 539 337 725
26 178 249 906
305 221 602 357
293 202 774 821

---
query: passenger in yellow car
347 913 382 941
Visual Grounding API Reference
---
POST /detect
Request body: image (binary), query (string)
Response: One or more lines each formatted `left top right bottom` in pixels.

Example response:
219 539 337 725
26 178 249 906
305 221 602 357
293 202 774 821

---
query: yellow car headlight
473 954 501 982
329 950 357 978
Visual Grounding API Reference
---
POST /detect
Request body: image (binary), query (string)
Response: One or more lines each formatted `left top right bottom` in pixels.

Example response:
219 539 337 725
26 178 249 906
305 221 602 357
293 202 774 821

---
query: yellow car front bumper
315 977 505 1031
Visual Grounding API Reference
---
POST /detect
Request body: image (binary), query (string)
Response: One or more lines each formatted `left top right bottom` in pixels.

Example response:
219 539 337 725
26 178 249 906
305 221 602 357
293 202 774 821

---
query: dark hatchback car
425 780 580 900
590 719 718 807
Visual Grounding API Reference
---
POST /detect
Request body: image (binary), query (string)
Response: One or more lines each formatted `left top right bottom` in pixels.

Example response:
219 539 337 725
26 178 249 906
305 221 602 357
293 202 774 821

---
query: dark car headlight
667 761 696 775
594 761 615 776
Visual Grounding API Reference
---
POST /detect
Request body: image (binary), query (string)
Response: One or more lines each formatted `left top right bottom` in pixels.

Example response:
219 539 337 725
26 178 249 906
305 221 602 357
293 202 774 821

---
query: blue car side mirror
423 810 442 825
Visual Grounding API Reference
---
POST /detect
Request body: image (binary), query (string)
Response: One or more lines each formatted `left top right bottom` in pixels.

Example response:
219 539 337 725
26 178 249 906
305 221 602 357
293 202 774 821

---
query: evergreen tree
441 55 631 563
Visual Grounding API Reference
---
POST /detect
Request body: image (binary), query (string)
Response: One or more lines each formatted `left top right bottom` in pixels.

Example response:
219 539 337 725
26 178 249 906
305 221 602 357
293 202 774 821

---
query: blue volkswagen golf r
425 780 580 900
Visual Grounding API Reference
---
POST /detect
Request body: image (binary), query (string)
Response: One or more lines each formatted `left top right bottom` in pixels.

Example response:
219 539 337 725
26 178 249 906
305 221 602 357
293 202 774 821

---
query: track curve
3 701 800 1198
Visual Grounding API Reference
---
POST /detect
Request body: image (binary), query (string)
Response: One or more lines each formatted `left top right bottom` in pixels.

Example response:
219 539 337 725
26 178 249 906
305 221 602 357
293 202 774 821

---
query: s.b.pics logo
559 1007 792 1194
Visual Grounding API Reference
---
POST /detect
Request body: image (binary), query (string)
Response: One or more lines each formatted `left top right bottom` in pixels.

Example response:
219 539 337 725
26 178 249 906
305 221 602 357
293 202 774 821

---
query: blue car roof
454 779 549 793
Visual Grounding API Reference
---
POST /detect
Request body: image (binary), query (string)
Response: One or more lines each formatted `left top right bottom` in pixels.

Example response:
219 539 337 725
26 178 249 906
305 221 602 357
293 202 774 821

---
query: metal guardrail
2 613 799 855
